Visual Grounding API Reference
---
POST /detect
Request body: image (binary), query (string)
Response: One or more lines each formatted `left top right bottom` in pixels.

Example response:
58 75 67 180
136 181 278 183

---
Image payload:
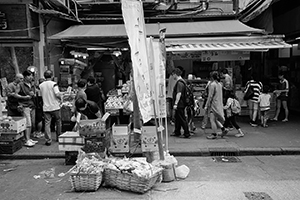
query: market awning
165 35 292 52
48 20 265 40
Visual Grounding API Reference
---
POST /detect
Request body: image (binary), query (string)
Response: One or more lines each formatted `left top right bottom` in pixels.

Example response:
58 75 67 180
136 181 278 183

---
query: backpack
231 98 241 114
178 80 194 107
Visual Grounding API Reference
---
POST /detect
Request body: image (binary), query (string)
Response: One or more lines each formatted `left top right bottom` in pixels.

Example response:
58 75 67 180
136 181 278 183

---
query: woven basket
69 173 103 192
103 168 162 193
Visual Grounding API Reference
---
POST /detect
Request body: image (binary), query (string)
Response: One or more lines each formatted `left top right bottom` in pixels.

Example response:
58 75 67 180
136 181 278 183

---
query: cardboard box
0 117 26 133
78 113 110 137
141 126 158 152
58 131 84 151
110 124 130 153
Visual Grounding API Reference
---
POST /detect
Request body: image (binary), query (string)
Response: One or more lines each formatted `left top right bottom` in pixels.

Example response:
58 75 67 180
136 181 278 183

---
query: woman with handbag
244 73 263 127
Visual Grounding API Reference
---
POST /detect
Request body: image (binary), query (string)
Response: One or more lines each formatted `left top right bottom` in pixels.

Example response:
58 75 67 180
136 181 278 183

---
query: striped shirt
245 80 263 102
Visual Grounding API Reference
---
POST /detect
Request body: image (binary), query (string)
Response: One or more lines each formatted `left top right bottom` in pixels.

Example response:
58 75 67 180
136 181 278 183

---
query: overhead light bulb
83 56 87 59
61 61 65 65
74 54 78 58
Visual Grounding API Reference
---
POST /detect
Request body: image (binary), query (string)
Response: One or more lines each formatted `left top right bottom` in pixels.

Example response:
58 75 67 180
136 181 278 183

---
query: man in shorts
19 70 37 147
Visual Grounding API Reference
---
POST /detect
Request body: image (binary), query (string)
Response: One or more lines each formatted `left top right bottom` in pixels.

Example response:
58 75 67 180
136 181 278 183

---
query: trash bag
175 165 190 179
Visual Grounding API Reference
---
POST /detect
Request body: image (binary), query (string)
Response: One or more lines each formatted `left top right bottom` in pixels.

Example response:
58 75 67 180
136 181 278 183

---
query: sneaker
45 141 51 146
24 140 35 147
179 135 191 139
250 121 258 127
34 132 44 138
235 133 244 138
282 119 288 122
271 118 278 121
220 128 229 137
170 132 180 137
29 139 38 144
206 133 217 140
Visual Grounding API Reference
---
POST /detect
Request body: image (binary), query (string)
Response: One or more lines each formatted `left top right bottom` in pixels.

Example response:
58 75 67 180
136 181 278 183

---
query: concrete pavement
1 114 300 159
2 156 300 200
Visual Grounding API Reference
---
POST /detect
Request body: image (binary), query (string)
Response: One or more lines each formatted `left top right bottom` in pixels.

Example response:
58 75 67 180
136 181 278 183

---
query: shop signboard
168 52 202 60
147 38 167 118
122 0 152 123
201 51 250 62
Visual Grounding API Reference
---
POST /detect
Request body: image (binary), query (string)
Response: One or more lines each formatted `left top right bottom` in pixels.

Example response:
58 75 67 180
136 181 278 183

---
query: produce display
105 96 124 109
121 82 130 93
106 158 162 179
82 139 105 153
71 157 105 174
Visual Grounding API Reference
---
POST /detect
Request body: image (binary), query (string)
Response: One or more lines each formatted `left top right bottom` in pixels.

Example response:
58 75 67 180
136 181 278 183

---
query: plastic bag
175 165 190 179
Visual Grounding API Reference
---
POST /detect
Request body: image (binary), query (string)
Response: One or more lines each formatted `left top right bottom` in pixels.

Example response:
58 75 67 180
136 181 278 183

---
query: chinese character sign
121 0 152 123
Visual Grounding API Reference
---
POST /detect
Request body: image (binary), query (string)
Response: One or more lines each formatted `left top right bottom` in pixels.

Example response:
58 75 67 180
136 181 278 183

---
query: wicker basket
69 173 103 192
103 168 162 193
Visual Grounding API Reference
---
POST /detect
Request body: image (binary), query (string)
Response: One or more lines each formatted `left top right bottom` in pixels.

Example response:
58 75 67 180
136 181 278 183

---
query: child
223 91 244 138
259 85 272 127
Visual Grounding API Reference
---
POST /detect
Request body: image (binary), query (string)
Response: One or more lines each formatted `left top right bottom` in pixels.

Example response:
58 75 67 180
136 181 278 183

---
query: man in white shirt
39 70 62 146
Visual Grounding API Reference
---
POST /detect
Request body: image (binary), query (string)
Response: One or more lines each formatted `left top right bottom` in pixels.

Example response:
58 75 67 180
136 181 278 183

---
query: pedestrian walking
19 70 38 147
259 85 272 127
166 71 177 125
170 68 191 139
204 71 228 139
221 68 233 104
244 73 263 127
186 81 196 133
201 78 212 130
39 70 62 146
223 91 244 137
272 71 289 122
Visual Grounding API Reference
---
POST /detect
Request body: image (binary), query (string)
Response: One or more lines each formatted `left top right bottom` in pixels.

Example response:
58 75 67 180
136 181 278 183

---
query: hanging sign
201 51 250 62
122 0 152 123
147 38 167 118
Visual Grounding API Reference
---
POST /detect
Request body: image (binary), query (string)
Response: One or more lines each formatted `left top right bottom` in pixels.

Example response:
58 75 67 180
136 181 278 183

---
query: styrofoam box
112 124 130 136
0 117 26 133
58 131 84 151
141 126 158 152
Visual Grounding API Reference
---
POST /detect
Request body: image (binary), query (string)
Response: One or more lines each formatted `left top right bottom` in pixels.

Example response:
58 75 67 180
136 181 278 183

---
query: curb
2 147 300 160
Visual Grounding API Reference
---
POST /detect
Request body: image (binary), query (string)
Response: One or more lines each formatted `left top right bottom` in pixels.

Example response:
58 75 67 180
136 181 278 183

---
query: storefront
49 20 291 118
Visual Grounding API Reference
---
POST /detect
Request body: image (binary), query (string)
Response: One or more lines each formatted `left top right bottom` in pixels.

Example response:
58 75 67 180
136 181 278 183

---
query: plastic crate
0 137 23 154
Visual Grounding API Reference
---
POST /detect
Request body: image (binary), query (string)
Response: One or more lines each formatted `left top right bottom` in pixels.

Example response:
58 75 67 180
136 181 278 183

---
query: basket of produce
69 157 105 192
103 158 163 193
78 119 106 137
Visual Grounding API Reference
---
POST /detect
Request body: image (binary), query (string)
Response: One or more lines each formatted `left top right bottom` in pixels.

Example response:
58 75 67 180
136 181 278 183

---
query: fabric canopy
48 20 265 39
164 35 292 52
